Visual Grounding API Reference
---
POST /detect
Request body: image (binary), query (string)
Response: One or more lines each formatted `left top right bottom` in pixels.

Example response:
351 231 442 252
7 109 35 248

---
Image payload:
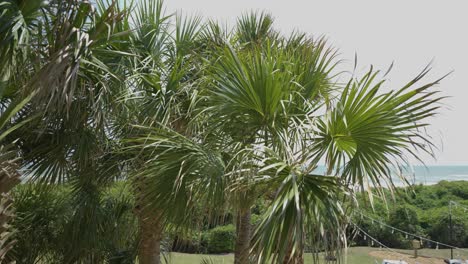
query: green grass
166 252 233 264
166 247 468 264
167 247 376 264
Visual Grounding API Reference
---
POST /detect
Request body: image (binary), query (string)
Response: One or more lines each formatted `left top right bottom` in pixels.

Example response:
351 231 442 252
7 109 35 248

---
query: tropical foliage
0 0 445 263
353 181 468 249
9 183 137 263
8 181 467 260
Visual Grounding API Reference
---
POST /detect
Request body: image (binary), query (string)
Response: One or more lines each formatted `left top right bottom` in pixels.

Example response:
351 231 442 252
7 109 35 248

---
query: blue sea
395 165 468 185
314 165 468 186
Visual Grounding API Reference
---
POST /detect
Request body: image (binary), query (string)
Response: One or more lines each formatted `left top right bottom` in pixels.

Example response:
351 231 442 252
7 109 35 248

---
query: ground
369 248 468 264
167 247 468 264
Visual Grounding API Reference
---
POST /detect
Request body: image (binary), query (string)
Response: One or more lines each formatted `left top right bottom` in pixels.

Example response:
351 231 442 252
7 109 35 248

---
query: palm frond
312 66 445 192
0 0 46 81
172 13 203 56
206 38 338 146
124 125 226 227
131 0 170 60
251 171 345 263
24 0 127 118
235 11 277 46
207 44 292 142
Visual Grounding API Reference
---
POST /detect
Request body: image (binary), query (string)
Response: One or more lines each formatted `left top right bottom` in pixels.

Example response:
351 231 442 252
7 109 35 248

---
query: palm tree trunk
134 175 164 264
234 209 251 264
138 213 163 264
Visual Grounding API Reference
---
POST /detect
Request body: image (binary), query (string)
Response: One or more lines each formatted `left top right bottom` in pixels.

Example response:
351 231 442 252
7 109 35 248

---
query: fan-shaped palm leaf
124 125 226 226
312 66 444 193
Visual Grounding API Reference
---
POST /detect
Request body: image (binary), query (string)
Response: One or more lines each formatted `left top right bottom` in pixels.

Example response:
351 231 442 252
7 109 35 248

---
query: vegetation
167 247 468 264
0 0 446 263
168 247 379 264
9 183 137 263
8 181 466 261
353 181 468 249
205 225 236 254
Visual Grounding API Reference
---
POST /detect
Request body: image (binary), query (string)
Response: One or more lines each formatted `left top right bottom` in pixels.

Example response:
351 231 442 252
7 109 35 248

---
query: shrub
171 233 207 254
388 206 423 235
352 206 425 249
429 214 467 248
206 224 236 253
10 184 71 263
9 183 138 263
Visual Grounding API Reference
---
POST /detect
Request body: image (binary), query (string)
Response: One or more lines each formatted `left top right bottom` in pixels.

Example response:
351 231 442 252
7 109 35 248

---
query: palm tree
128 10 444 264
0 1 445 263
205 38 443 263
0 0 131 181
0 0 134 262
0 95 34 262
0 0 213 262
0 1 46 258
204 33 340 263
119 1 218 262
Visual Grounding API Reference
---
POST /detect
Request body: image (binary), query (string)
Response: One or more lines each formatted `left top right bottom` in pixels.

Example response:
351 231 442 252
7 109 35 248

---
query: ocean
395 165 468 185
313 165 468 186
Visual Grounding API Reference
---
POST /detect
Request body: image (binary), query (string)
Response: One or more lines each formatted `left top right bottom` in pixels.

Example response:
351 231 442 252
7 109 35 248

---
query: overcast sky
165 0 468 165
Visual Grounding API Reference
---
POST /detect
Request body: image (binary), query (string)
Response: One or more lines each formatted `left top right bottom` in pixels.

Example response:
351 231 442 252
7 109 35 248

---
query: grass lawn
167 247 468 264
167 247 377 264
166 252 233 264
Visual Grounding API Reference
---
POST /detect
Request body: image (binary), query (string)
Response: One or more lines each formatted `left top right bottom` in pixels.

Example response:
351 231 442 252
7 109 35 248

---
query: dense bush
171 233 207 254
9 183 138 263
10 185 71 263
206 224 236 253
352 181 468 249
353 206 425 249
429 214 467 248
9 180 467 259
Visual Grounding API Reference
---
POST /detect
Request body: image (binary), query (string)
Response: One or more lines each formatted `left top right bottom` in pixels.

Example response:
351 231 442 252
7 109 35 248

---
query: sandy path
369 250 446 264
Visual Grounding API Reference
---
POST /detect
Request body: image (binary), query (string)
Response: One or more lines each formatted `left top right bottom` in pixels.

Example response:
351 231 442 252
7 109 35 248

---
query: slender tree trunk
138 213 163 264
134 174 164 264
234 209 251 264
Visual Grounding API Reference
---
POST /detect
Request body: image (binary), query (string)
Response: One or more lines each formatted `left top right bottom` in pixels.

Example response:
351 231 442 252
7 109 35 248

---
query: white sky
165 0 468 165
